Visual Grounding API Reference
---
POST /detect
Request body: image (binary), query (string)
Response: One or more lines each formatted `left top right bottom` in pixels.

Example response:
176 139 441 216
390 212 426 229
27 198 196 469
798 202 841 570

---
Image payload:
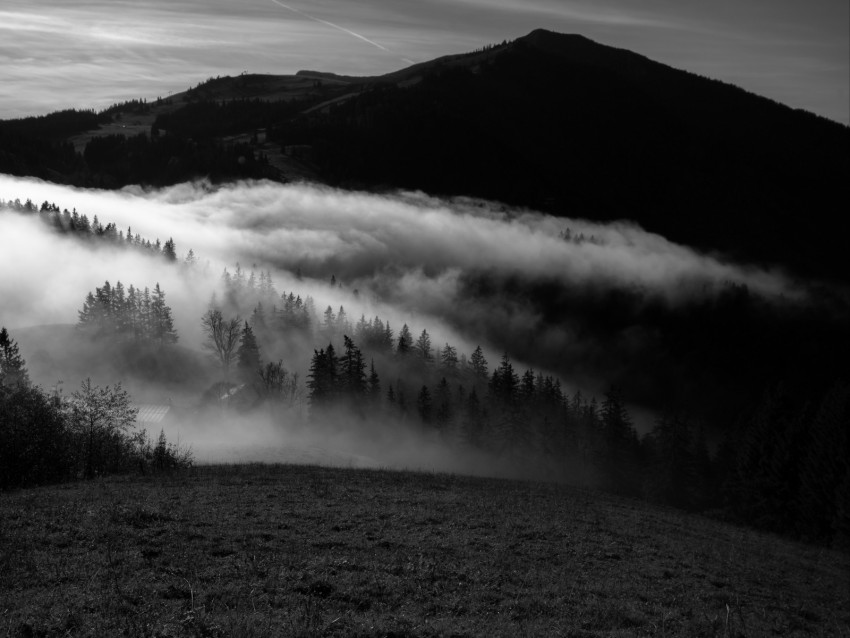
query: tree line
201 270 850 549
2 197 183 260
0 327 191 490
0 96 285 186
77 280 178 346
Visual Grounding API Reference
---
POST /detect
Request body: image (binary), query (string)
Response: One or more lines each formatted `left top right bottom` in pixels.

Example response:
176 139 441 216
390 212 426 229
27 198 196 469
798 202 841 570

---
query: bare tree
259 360 300 408
68 378 139 478
201 309 241 381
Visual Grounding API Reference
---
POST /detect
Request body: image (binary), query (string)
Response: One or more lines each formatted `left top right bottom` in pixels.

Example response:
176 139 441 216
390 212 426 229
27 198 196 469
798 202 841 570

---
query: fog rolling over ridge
0 174 831 474
0 174 802 317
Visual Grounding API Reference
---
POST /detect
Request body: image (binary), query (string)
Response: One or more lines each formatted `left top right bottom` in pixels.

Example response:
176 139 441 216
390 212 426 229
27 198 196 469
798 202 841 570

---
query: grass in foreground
1 464 848 637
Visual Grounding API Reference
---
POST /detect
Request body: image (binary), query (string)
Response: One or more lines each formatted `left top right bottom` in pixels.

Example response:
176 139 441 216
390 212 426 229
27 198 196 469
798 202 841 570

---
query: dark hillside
283 29 849 282
1 29 847 281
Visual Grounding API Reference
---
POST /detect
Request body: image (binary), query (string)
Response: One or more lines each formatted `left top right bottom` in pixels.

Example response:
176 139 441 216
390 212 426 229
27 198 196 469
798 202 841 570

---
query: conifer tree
440 343 458 370
336 306 350 335
434 377 452 433
520 369 536 403
368 360 381 405
252 303 267 334
415 329 433 362
0 327 29 388
125 285 139 338
488 353 524 452
397 324 413 355
322 305 336 341
150 283 178 346
489 353 518 404
382 321 394 352
112 281 128 336
77 291 99 333
417 385 433 424
236 321 261 381
355 314 369 344
340 335 367 399
139 287 153 340
470 345 488 379
163 238 177 262
307 345 338 414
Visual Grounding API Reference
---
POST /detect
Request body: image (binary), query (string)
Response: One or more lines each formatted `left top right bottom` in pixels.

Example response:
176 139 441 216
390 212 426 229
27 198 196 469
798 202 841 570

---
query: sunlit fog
0 174 809 478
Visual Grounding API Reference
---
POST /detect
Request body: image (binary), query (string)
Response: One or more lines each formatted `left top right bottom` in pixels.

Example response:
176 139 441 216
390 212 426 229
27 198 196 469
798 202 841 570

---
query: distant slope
281 29 850 282
1 29 848 281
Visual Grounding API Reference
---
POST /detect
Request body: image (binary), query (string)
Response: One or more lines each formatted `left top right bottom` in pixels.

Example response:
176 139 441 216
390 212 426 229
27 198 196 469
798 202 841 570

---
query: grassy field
1 464 847 637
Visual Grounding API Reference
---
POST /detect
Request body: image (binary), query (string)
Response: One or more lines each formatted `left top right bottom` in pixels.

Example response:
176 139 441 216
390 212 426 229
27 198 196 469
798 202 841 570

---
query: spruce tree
236 321 261 382
382 321 394 352
368 360 381 405
307 344 338 415
150 283 178 346
417 385 433 424
162 238 177 262
470 346 488 379
397 324 413 356
322 306 336 341
440 343 458 371
415 329 433 362
340 336 367 399
0 327 29 388
434 377 452 433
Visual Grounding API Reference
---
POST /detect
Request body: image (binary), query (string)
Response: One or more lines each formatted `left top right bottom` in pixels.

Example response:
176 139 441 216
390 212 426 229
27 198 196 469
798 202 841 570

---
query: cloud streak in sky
270 0 389 52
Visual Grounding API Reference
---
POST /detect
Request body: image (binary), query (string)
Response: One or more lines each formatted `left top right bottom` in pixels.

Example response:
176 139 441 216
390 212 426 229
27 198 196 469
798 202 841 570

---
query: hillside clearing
1 464 847 637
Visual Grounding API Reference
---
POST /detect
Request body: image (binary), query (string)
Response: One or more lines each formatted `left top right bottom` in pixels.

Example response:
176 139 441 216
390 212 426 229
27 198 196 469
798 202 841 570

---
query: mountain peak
518 29 599 50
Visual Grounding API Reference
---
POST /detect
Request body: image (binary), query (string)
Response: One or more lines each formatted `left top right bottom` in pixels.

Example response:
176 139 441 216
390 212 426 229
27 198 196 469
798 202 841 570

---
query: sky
0 0 847 124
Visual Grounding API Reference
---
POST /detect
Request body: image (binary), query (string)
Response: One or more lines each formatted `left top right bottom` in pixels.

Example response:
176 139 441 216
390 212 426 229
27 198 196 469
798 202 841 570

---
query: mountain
1 29 848 282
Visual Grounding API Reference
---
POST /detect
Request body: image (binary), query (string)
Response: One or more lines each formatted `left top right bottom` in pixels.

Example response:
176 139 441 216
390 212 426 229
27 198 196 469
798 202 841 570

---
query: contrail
270 0 389 52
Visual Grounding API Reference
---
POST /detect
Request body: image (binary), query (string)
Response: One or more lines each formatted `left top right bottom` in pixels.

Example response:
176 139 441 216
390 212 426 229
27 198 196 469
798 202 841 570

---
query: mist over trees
1 197 184 259
200 265 850 548
0 327 190 489
2 194 849 549
78 281 178 346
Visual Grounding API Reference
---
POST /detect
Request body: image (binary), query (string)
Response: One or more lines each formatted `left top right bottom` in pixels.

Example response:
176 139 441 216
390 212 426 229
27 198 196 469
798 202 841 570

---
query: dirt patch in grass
1 464 847 636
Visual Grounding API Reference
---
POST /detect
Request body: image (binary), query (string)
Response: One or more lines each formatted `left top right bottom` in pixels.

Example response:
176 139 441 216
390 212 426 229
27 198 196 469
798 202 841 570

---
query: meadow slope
1 464 848 637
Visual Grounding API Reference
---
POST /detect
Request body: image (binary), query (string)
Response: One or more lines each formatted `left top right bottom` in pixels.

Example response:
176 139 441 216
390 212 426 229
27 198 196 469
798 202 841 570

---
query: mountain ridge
1 29 848 282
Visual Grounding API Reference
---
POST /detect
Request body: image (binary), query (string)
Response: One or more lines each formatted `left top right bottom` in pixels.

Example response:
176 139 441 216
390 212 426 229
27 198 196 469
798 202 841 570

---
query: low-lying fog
0 174 808 477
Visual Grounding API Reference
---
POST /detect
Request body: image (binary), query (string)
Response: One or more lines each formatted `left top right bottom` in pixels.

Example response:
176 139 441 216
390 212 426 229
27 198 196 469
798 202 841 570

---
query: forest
0 101 276 188
1 197 848 550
